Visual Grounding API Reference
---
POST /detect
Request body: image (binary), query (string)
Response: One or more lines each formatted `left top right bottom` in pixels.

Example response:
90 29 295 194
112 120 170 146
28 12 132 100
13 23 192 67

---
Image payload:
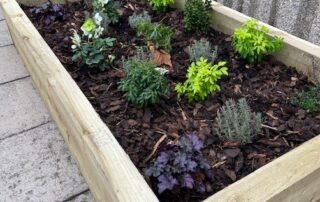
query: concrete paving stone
68 191 95 202
0 20 12 47
0 77 51 140
0 45 29 83
0 7 4 20
0 122 89 201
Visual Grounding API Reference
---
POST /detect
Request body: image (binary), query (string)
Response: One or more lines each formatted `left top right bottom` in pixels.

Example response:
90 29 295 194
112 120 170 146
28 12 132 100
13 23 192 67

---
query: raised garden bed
1 0 320 201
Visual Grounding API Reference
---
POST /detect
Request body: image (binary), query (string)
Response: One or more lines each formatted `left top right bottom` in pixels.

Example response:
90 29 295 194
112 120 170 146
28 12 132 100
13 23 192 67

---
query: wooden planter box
1 0 320 201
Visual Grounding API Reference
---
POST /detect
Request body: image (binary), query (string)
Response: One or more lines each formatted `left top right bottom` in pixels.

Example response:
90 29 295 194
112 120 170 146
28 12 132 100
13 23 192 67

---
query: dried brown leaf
148 43 173 70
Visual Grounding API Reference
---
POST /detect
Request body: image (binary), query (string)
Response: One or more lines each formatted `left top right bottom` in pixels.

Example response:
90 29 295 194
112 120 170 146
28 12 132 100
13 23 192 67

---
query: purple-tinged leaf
182 174 194 189
52 4 61 12
44 17 51 26
157 174 178 193
187 132 204 151
186 160 197 172
197 183 206 194
173 152 187 168
156 152 170 164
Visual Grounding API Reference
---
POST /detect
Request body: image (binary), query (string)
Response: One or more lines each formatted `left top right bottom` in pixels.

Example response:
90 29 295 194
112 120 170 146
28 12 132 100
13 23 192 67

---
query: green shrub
232 19 284 64
136 21 174 52
119 58 169 106
128 12 151 29
187 38 217 62
176 57 228 102
215 98 262 144
148 0 174 12
71 18 115 71
291 86 320 113
92 0 120 26
184 0 212 32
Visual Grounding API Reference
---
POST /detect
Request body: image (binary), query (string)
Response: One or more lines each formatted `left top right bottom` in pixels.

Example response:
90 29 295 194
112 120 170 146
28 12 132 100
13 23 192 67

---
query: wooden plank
174 1 320 83
0 1 159 202
204 135 320 202
3 0 320 201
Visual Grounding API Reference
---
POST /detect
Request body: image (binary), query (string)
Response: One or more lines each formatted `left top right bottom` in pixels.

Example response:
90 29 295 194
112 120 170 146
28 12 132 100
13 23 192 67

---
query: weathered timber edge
0 0 159 201
2 0 320 201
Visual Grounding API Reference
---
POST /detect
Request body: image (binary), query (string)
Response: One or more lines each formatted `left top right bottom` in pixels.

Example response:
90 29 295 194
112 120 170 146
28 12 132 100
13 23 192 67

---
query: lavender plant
128 12 152 29
215 98 262 144
145 132 210 193
187 38 217 62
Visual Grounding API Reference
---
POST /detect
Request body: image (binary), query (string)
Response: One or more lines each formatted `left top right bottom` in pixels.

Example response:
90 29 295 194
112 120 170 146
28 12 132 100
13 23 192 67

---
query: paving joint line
0 43 14 48
0 120 52 142
0 75 30 86
62 189 90 202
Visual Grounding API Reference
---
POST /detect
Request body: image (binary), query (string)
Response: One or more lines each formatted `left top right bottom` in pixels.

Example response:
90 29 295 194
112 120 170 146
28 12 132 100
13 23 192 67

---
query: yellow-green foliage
148 0 174 12
232 19 284 64
176 57 228 102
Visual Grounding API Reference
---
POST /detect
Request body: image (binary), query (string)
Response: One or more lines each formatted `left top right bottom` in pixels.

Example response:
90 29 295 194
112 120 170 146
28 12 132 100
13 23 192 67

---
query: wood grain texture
2 0 320 201
0 0 159 201
174 1 320 83
203 135 320 202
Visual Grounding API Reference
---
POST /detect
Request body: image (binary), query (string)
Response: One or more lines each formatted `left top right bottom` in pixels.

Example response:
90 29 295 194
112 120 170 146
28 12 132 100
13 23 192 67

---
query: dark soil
22 1 320 201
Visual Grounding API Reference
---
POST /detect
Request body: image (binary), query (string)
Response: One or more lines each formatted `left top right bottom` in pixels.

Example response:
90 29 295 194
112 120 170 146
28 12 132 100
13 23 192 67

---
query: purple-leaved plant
30 2 65 25
145 132 210 194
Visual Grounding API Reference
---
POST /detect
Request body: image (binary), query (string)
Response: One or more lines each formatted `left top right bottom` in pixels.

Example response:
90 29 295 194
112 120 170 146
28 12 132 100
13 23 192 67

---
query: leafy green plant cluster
136 21 174 52
176 57 228 102
232 19 284 64
148 0 174 12
215 98 262 144
184 0 212 32
119 57 169 106
92 0 120 26
128 12 151 29
291 86 320 113
71 18 115 71
187 38 217 62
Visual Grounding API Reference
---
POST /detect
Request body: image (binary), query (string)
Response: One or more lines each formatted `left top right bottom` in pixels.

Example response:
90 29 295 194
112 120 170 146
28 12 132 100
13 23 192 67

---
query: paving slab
0 122 89 201
0 45 29 84
0 7 4 20
0 77 51 140
68 191 95 202
0 20 13 47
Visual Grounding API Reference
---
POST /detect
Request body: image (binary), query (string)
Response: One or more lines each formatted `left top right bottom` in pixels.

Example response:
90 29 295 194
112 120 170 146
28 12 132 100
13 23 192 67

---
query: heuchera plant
145 132 210 194
30 2 65 25
71 18 116 71
232 19 284 64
